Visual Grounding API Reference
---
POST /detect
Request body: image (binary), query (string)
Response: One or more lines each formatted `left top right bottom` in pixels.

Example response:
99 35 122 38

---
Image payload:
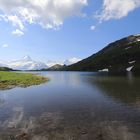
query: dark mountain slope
64 34 140 73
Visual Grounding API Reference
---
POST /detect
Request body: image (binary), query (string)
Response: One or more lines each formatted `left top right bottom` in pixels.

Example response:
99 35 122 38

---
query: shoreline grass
0 71 49 90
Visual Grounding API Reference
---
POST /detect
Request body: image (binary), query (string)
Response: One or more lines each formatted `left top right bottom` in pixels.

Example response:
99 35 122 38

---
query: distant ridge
42 64 66 71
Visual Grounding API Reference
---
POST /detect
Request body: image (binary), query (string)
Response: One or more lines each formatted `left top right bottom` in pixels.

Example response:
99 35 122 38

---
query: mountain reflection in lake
0 72 140 140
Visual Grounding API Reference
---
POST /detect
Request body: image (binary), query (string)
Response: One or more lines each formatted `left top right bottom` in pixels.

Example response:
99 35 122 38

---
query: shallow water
0 72 140 140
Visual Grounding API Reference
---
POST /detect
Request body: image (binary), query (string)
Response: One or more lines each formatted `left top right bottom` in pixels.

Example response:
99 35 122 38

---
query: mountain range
63 34 140 73
0 56 81 70
1 34 140 72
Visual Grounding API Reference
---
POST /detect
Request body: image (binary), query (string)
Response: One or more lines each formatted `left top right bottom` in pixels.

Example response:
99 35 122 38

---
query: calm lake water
0 72 140 140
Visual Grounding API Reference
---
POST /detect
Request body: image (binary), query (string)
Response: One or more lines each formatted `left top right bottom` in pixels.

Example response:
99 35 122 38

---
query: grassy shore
0 71 49 90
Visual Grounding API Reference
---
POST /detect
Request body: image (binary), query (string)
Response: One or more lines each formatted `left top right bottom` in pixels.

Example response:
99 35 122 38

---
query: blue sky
0 0 140 62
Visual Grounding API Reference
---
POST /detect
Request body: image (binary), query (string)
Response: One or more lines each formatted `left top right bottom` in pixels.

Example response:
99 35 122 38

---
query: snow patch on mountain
99 68 109 72
129 61 135 64
126 66 134 72
134 34 140 37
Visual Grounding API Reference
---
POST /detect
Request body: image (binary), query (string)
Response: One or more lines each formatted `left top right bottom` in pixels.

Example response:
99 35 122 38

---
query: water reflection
0 98 5 108
0 72 140 140
85 72 140 107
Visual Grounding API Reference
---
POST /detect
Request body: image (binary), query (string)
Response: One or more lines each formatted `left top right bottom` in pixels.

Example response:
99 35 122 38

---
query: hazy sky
0 0 140 62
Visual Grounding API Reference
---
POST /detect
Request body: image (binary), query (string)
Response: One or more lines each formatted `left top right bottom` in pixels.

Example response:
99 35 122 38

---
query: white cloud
0 0 87 34
1 44 8 48
12 29 24 36
7 15 24 30
96 0 140 21
90 25 96 30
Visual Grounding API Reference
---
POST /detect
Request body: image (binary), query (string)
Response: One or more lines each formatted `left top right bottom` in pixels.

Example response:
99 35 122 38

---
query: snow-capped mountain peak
7 56 48 70
64 57 81 65
22 55 32 61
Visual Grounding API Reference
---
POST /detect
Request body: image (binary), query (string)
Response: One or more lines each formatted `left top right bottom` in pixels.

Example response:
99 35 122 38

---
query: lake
0 72 140 140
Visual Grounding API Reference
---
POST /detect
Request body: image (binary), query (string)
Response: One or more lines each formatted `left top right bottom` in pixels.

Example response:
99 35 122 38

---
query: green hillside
64 34 140 73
